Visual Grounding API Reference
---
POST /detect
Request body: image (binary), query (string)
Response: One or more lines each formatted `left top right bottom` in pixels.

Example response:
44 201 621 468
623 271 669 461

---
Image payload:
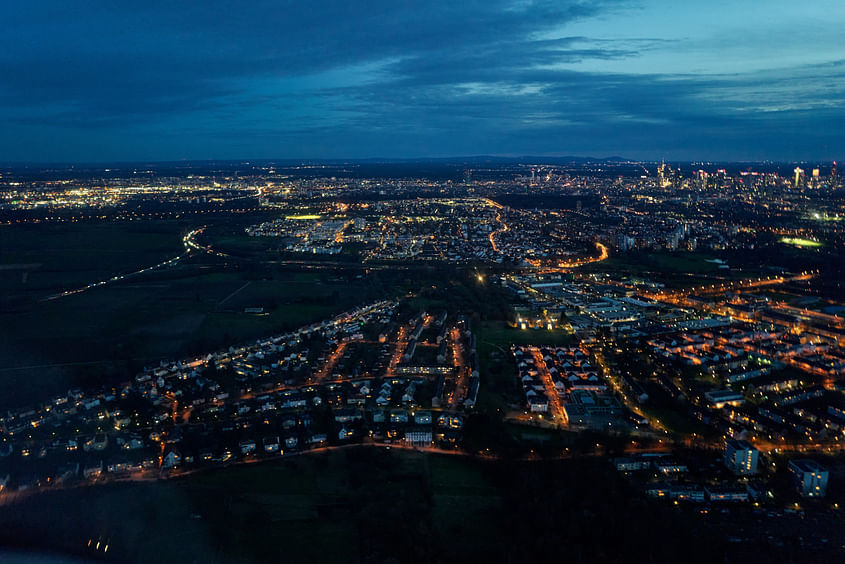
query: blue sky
1 1 843 162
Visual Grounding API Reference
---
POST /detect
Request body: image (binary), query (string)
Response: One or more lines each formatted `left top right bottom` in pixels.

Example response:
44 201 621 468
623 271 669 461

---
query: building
705 486 749 502
705 390 745 409
724 439 758 475
405 426 433 447
614 457 651 472
794 167 804 187
671 485 706 503
788 459 829 498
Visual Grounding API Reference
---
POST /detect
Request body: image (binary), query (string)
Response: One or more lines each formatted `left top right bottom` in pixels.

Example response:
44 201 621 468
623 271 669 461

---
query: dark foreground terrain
0 447 840 564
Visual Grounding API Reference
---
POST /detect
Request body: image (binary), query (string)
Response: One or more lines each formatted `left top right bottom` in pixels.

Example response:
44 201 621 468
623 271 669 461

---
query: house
239 439 257 455
333 408 363 424
263 436 281 454
307 433 328 445
390 409 409 424
83 460 103 479
413 411 433 425
162 450 181 469
528 395 549 413
83 433 109 452
401 382 417 404
347 394 366 407
437 413 464 429
107 458 133 474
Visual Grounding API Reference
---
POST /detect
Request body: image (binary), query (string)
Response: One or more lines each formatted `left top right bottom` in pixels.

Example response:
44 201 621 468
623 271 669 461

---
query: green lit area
810 212 842 222
285 214 322 220
780 236 822 248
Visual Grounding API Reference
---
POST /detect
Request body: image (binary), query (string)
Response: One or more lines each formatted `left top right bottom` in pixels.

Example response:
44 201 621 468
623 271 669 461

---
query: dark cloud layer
0 1 842 161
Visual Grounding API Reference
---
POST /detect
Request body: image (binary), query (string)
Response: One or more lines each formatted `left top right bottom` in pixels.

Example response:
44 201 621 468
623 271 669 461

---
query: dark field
581 245 839 293
0 221 185 296
0 447 751 564
580 250 730 287
0 221 395 410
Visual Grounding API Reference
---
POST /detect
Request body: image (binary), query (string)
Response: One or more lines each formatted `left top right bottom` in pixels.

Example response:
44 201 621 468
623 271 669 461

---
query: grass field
0 217 479 410
0 449 494 563
0 268 375 409
0 221 187 296
475 321 573 411
0 447 741 563
0 220 393 410
640 406 713 437
581 250 743 288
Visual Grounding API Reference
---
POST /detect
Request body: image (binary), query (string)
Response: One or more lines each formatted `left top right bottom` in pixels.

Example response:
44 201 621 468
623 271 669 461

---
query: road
447 327 469 410
314 341 348 382
536 241 609 271
42 226 209 301
528 347 568 425
644 271 818 304
488 211 509 253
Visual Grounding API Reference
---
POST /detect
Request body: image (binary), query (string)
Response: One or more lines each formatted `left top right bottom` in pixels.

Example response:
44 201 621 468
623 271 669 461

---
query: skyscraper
793 167 804 188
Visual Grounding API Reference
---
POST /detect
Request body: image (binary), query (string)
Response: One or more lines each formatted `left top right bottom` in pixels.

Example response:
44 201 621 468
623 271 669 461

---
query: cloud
0 1 843 160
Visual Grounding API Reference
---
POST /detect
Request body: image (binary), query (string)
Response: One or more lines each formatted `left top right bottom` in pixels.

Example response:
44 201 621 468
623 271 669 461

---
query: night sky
2 1 843 162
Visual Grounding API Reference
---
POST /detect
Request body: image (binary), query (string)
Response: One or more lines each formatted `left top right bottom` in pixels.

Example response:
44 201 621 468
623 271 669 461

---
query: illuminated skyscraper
793 167 804 188
657 160 670 188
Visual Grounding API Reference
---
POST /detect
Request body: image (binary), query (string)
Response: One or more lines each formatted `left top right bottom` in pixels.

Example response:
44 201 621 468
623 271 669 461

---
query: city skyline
2 1 845 162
